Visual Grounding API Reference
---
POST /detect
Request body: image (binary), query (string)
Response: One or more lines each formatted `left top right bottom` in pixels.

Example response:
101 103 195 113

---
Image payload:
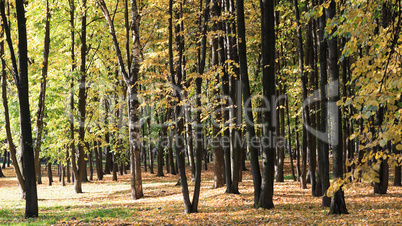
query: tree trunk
327 0 348 214
147 108 154 174
259 0 276 209
0 159 4 177
317 0 331 207
285 87 296 181
47 160 52 186
1 0 39 217
293 0 311 190
112 151 118 181
2 150 6 169
97 0 144 199
238 0 262 207
191 0 208 212
226 0 241 194
73 0 88 192
89 149 93 181
211 0 224 189
34 0 50 185
0 0 25 197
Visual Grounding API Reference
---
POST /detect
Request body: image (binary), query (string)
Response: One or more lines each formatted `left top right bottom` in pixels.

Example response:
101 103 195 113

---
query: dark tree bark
238 0 263 207
317 0 331 207
217 0 232 193
258 0 276 209
0 5 24 191
89 148 94 181
276 84 285 183
1 0 39 217
190 0 208 213
47 160 53 186
0 155 4 177
327 0 348 214
104 99 112 175
96 140 104 180
305 4 317 196
2 150 6 169
147 107 154 174
295 115 301 180
373 108 388 194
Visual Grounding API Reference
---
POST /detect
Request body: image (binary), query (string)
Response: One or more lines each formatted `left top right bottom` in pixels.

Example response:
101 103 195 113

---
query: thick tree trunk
1 0 39 217
128 84 143 199
73 0 88 192
0 0 25 197
259 0 276 209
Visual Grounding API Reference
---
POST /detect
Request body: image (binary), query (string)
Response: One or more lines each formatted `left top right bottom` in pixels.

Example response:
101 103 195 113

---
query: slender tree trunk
295 115 301 180
285 87 296 181
191 0 208 212
211 0 224 189
317 0 331 207
34 0 51 185
238 0 262 206
97 141 104 180
327 0 348 214
0 7 25 194
89 149 93 181
47 160 52 186
293 0 311 190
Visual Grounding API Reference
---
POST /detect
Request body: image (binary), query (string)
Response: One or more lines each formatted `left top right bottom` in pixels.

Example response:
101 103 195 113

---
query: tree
317 0 331 207
97 0 143 199
0 3 24 195
0 0 38 218
326 0 348 215
258 0 276 209
34 0 51 185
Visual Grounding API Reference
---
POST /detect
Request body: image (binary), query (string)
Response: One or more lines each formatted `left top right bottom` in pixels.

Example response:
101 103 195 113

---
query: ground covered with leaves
1 161 402 225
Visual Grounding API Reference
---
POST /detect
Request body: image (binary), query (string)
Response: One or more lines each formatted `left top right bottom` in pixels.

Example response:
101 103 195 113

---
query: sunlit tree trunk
34 0 50 185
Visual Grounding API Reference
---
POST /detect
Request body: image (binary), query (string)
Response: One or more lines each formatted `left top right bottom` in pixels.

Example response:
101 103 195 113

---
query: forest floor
1 159 402 225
